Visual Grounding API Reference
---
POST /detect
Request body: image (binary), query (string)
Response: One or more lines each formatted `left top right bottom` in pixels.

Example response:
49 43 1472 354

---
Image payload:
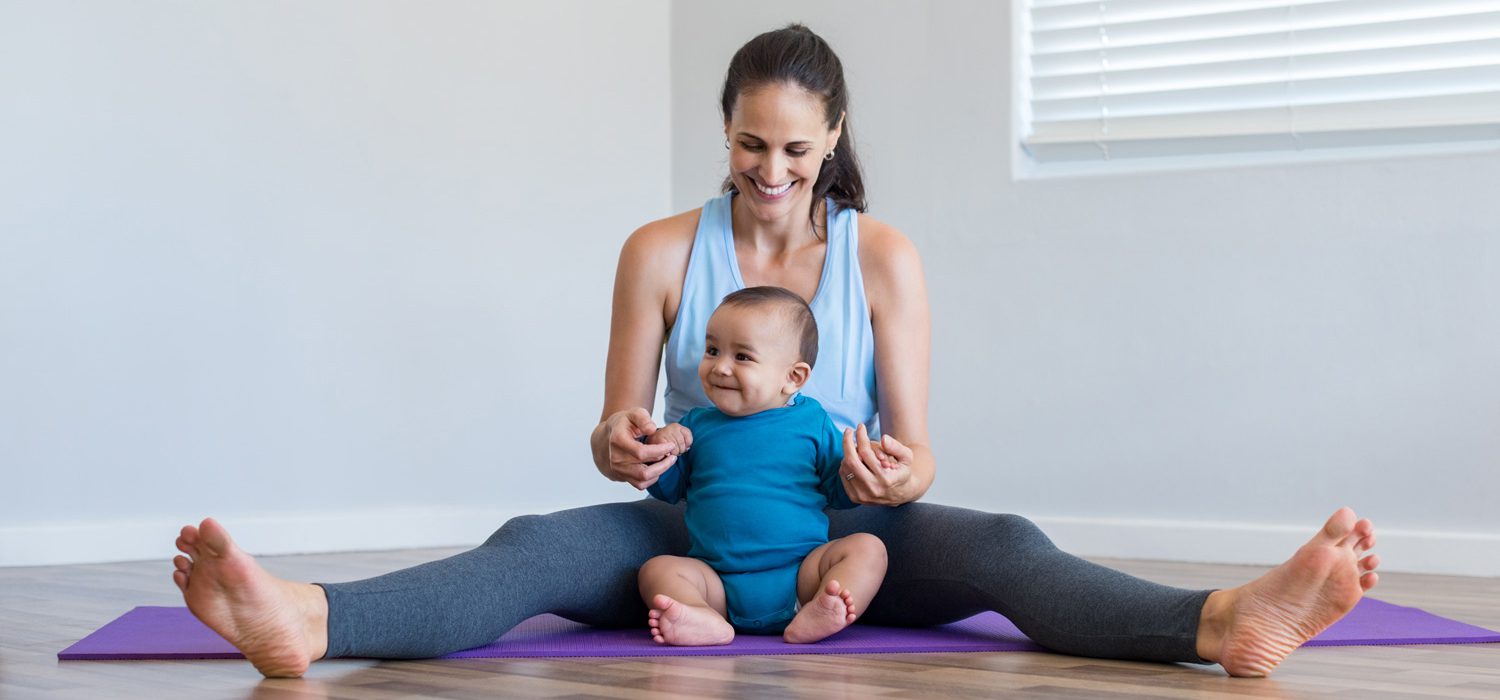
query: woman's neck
730 195 826 256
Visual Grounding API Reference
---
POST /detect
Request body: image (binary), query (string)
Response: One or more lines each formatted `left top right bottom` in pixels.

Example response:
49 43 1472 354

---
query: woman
172 24 1380 679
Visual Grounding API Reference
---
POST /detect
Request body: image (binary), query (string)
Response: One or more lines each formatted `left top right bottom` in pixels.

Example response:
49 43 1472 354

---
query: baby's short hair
719 286 819 368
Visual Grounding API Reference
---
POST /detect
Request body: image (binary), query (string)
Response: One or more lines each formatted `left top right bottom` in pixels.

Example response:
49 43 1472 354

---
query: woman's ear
784 361 812 395
828 111 845 148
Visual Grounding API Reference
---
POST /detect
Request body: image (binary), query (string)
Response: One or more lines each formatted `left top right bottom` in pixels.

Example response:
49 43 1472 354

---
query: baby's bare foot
783 579 857 644
647 594 734 646
1202 507 1380 677
173 518 328 677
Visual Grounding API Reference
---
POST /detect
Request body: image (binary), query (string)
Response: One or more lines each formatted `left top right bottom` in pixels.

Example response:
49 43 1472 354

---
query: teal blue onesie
646 394 855 633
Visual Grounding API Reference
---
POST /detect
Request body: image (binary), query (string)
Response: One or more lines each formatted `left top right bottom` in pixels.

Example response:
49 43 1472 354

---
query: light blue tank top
663 192 879 434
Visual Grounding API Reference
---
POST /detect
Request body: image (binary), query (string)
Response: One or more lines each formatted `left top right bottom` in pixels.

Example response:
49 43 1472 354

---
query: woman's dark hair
720 24 867 234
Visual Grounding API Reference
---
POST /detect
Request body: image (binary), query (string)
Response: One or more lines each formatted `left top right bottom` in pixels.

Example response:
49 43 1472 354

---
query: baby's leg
637 555 734 645
784 533 888 643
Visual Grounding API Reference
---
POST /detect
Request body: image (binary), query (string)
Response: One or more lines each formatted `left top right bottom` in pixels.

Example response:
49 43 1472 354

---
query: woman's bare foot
1197 507 1380 677
783 579 857 644
172 518 329 677
647 594 734 645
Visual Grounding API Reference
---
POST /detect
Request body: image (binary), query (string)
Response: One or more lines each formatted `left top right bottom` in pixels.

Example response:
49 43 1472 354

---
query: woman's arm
591 213 697 489
843 216 934 505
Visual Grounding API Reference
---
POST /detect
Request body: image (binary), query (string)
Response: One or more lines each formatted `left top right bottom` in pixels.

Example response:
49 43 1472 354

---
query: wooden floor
4 548 1498 699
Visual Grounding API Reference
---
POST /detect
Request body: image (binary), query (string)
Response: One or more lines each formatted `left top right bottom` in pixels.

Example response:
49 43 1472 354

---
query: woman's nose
758 154 787 184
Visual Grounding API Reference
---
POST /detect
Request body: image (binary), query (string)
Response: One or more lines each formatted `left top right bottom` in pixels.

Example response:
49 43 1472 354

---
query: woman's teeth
754 180 795 196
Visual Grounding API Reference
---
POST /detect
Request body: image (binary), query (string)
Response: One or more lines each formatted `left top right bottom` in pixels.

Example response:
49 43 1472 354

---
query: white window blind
1020 0 1500 163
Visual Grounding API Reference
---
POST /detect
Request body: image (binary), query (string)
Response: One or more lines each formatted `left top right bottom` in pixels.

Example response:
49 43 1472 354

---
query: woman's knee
481 500 688 551
992 512 1050 539
977 512 1056 551
482 513 548 548
883 506 1058 563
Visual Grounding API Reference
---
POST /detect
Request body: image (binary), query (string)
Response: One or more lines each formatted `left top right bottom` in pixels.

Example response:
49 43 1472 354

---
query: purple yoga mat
58 597 1500 661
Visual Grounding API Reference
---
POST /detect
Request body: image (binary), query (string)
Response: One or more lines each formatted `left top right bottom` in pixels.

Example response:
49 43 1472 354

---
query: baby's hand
841 426 916 506
648 423 693 457
873 447 900 471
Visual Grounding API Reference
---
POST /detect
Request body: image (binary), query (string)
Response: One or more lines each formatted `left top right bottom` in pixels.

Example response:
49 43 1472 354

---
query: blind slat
1024 122 1500 161
1032 64 1500 122
1032 0 1342 33
1031 38 1500 100
1027 91 1500 143
1032 11 1500 76
1033 0 1496 54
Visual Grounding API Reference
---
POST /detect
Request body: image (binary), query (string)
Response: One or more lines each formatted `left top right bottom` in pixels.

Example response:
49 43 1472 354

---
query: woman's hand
839 424 917 506
594 408 678 490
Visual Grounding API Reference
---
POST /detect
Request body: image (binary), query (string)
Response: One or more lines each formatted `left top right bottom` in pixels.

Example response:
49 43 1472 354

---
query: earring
724 139 731 150
824 149 836 161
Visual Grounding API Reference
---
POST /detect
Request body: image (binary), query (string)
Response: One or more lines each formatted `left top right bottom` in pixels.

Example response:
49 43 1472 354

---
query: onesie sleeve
646 462 685 503
646 411 696 504
815 413 856 510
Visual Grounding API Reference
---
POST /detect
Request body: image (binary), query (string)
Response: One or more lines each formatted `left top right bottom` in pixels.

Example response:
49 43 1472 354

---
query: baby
639 286 888 645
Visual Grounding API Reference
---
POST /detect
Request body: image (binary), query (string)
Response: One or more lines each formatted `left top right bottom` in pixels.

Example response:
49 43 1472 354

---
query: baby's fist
648 423 693 456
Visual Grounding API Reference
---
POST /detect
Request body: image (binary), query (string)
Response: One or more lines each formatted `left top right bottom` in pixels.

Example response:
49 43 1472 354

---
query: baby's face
698 304 805 417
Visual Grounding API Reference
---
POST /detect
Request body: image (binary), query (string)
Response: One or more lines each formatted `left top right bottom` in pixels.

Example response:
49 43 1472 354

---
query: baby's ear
784 361 812 395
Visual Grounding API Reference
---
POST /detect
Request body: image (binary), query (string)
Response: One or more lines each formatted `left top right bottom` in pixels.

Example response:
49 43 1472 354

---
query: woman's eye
788 150 809 158
740 142 763 152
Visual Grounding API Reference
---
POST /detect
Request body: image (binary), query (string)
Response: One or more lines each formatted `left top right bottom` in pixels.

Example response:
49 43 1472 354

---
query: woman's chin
741 189 809 221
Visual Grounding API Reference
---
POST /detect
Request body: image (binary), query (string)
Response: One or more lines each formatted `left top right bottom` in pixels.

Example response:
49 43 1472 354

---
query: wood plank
4 548 1496 699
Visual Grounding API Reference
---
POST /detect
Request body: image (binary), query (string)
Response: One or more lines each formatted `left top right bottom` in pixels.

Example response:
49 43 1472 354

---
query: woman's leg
834 503 1206 662
320 499 690 658
175 499 689 674
829 503 1379 674
829 503 1211 662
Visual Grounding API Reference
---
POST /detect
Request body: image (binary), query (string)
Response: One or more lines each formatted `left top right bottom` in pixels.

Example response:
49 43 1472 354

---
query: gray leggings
320 500 1212 663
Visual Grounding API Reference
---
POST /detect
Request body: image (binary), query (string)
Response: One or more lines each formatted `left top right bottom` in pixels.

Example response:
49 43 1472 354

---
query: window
1017 0 1500 169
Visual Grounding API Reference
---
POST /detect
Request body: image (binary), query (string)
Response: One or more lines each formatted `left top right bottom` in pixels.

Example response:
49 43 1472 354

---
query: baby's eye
735 353 752 362
705 346 718 357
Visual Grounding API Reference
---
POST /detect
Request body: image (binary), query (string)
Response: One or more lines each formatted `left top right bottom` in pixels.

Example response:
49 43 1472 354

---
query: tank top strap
662 195 735 424
803 200 879 435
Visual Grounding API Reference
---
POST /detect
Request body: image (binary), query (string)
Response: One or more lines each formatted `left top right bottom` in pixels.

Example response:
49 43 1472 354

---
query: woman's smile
751 178 797 200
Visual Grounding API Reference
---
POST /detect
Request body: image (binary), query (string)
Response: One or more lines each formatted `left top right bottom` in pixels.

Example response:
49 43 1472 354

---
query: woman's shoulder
620 207 701 267
855 213 922 283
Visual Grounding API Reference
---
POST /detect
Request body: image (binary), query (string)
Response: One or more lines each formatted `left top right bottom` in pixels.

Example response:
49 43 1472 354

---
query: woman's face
724 82 842 227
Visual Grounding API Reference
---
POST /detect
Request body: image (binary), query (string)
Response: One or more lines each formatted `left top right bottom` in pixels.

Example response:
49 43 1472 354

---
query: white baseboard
5 509 1498 577
0 506 554 568
1031 515 1500 578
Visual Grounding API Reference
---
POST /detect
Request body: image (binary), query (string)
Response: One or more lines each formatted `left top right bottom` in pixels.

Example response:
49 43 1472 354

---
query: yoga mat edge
58 598 1500 661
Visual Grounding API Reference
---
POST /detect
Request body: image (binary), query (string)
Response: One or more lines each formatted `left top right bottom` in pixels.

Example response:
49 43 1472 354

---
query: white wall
4 1 1496 576
0 1 671 565
671 2 1500 575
